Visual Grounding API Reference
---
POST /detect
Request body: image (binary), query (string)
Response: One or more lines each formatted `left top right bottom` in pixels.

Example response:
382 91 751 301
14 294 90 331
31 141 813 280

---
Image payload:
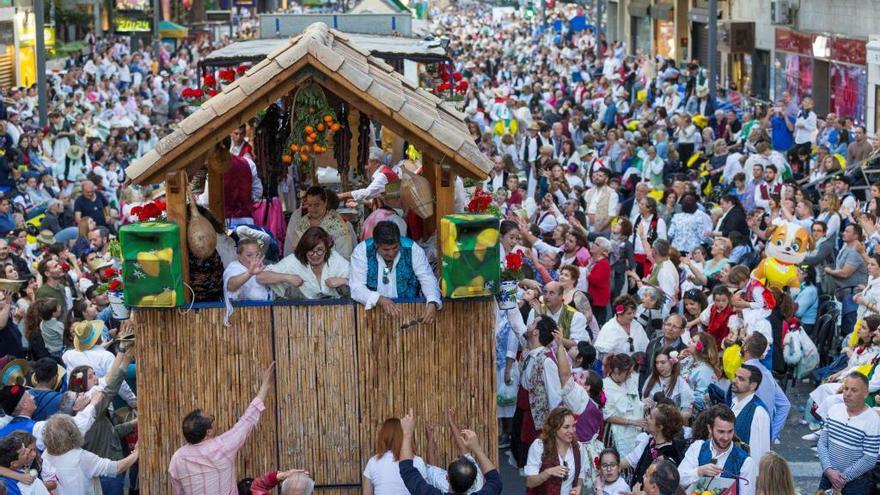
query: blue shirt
0 213 15 234
795 284 819 325
399 459 502 495
770 114 794 151
745 358 791 441
30 388 64 422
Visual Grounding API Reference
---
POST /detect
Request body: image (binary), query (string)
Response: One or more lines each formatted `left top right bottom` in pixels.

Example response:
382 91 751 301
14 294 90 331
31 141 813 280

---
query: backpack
784 327 819 378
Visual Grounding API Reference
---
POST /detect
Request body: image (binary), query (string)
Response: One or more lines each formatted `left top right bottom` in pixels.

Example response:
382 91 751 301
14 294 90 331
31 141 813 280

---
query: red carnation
236 64 248 75
203 74 216 87
102 267 117 279
206 89 219 97
440 71 450 82
60 261 70 271
453 71 462 82
593 456 600 470
437 82 451 92
10 385 20 395
457 80 469 91
142 203 161 219
153 198 166 211
505 253 523 271
109 279 122 291
191 88 204 99
219 69 235 82
130 205 144 219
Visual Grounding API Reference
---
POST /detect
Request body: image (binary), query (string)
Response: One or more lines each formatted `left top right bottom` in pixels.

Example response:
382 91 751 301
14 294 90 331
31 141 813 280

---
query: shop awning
160 20 188 38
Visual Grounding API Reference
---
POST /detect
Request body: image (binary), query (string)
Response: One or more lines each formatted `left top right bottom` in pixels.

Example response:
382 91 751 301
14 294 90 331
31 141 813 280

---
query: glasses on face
308 247 326 257
601 462 619 469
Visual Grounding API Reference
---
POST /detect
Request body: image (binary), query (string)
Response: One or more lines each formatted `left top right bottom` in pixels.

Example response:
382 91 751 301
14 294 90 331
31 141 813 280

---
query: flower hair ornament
71 370 87 388
695 340 704 352
593 456 601 470
9 385 20 395
614 304 625 315
668 350 679 364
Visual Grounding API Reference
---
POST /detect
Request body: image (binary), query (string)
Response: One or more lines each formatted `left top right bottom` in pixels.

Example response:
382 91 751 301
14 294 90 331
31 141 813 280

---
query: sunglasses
382 266 391 285
627 337 634 353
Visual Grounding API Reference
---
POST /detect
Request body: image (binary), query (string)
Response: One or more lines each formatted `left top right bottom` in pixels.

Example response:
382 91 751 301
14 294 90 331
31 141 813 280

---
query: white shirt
62 347 137 407
655 259 680 312
794 110 818 145
520 346 563 411
731 393 770 464
349 239 441 310
525 439 587 495
584 186 619 219
30 403 97 452
721 152 744 184
632 215 667 256
350 164 402 202
223 260 272 302
678 440 756 495
594 318 649 355
264 250 349 299
42 448 118 495
363 451 427 495
527 305 591 344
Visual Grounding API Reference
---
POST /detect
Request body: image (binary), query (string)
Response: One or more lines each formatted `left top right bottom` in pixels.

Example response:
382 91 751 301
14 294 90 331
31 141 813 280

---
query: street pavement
497 380 824 493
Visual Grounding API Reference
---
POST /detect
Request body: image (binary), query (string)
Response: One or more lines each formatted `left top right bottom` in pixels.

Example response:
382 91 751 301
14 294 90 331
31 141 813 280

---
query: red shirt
587 258 611 307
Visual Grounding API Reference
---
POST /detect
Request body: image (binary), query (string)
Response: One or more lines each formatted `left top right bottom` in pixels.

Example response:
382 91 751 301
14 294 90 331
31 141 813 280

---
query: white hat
369 147 386 162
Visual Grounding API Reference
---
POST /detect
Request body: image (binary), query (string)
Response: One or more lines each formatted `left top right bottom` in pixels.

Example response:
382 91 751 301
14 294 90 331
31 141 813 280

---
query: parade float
124 23 499 494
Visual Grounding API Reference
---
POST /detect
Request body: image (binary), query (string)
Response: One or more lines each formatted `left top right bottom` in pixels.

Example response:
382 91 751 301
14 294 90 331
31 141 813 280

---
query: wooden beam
166 170 191 305
136 57 313 185
423 154 455 275
207 144 230 225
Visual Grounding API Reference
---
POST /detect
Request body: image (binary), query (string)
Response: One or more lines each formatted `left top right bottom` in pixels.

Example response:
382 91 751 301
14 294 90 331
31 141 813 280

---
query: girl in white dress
641 347 694 421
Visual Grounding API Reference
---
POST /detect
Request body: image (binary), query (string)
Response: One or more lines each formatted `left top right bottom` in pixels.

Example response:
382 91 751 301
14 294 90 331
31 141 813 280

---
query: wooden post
423 153 455 277
166 170 191 304
207 145 231 225
347 107 361 181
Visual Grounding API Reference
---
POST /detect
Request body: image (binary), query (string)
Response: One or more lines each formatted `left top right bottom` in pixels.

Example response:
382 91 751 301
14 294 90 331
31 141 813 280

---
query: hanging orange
289 144 299 152
305 135 315 143
304 125 314 134
316 123 325 132
323 115 334 123
331 123 342 132
300 152 309 161
281 154 293 163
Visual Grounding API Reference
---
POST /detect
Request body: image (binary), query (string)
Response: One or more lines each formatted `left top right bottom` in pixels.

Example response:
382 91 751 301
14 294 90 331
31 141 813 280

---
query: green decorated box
119 222 185 307
440 214 500 298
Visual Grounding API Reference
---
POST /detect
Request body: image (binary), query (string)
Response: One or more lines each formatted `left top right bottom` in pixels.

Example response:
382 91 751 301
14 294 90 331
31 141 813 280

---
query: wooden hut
125 23 497 494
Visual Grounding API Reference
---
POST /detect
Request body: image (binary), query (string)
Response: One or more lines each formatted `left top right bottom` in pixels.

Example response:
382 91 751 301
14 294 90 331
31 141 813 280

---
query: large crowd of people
1 0 880 494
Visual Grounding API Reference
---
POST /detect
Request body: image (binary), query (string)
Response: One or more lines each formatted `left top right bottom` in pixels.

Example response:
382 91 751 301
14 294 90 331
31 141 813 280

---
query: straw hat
0 279 25 292
527 121 540 131
0 359 30 386
36 229 55 246
696 85 709 98
88 257 113 273
66 145 84 161
73 320 105 351
29 362 65 390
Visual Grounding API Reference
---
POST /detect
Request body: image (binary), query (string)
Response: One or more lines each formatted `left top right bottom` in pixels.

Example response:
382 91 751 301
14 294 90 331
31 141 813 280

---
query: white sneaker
802 432 820 442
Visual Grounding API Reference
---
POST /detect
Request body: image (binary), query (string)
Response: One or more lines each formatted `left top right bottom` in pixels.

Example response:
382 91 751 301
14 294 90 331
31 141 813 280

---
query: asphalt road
496 380 824 493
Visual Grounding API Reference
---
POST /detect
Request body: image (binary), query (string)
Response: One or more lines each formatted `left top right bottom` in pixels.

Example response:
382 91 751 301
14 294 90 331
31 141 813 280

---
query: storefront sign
114 17 151 32
115 0 150 10
831 36 867 66
775 28 811 56
650 3 674 22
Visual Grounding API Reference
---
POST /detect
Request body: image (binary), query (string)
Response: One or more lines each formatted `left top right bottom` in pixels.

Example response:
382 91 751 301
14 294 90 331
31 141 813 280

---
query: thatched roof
127 22 490 185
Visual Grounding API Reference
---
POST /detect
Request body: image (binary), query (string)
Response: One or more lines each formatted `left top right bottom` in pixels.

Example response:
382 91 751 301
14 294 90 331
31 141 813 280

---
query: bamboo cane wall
135 299 497 495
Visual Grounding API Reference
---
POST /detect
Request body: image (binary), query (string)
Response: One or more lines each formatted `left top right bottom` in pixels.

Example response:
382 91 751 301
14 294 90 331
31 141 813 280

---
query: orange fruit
331 123 342 132
304 125 314 134
323 115 333 123
289 144 299 152
309 133 318 140
305 135 315 143
316 123 325 132
300 152 309 161
281 154 292 163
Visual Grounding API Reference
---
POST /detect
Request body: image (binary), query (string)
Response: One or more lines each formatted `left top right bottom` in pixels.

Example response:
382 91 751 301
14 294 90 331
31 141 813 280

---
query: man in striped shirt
818 371 880 494
169 362 276 495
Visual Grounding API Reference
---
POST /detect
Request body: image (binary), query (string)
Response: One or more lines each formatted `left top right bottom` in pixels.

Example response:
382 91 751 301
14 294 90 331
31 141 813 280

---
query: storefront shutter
0 46 13 90
691 21 709 67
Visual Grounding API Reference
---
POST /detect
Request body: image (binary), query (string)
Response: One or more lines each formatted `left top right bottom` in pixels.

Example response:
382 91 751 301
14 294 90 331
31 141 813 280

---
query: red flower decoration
206 89 219 97
102 267 117 279
440 71 450 82
236 64 248 76
593 456 600 469
130 205 144 219
218 69 235 82
505 252 523 271
142 202 161 219
615 304 625 314
60 261 70 271
437 82 451 92
109 279 122 291
453 71 462 82
153 199 166 212
203 74 216 87
695 340 704 352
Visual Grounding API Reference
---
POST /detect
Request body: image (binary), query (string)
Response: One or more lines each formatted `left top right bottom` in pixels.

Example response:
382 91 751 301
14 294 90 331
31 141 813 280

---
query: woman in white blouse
363 418 428 495
854 253 880 320
41 415 138 495
258 226 349 299
594 295 649 357
525 407 586 495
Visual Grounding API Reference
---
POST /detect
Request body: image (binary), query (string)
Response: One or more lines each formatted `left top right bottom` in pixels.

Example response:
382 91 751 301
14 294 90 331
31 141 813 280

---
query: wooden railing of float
134 298 497 495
